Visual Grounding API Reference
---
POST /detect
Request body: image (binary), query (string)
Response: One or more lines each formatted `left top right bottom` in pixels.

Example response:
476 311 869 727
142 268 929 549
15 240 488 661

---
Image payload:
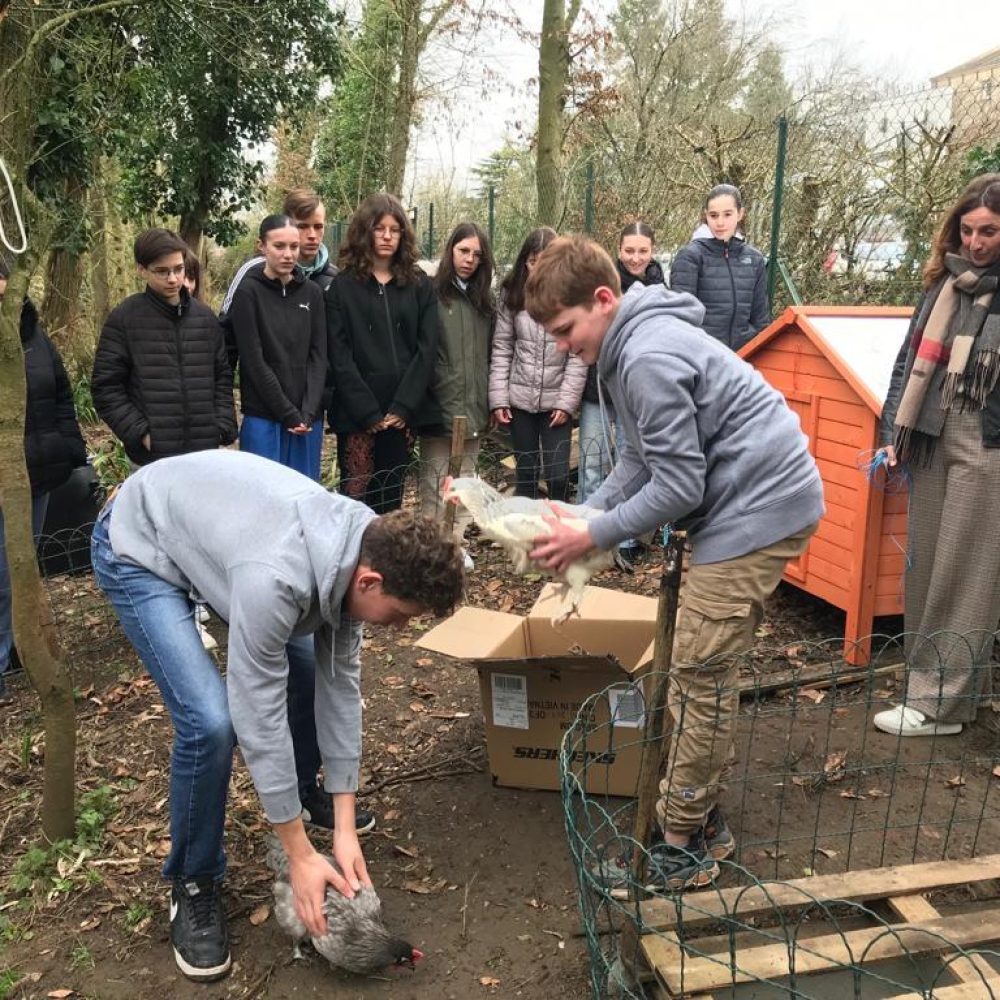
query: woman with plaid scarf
875 174 1000 737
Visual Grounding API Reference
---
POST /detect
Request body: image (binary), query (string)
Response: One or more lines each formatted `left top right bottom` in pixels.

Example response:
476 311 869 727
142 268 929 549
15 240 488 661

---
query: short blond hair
524 235 621 325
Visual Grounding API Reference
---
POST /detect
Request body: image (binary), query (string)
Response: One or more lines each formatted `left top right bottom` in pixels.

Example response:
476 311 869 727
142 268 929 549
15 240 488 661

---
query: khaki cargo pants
655 524 816 836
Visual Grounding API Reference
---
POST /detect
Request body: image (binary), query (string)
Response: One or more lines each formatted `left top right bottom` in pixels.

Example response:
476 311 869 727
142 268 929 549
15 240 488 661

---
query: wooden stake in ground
631 530 685 887
442 415 467 535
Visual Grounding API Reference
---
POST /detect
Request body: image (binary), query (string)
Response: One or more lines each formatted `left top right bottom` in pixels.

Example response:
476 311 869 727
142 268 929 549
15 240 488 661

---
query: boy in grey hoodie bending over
526 236 823 893
91 450 463 982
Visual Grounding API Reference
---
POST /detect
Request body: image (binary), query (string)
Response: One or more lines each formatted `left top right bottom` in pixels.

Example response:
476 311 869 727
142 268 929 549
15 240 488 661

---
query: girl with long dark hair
488 227 586 503
418 223 495 566
326 193 439 513
874 173 1000 737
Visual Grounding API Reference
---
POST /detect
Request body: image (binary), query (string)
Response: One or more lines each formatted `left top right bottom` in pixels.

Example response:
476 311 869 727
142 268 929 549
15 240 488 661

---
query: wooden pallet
634 855 1000 999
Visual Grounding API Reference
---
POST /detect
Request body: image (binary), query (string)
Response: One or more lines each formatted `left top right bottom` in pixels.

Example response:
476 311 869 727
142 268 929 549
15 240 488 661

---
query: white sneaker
197 621 218 651
873 704 962 737
462 548 475 572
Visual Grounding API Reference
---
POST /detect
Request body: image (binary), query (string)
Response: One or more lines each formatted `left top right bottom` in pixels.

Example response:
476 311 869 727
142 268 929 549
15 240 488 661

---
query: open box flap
416 606 526 659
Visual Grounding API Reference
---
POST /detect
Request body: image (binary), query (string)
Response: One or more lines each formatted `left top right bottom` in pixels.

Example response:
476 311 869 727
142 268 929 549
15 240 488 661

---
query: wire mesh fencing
562 642 1000 999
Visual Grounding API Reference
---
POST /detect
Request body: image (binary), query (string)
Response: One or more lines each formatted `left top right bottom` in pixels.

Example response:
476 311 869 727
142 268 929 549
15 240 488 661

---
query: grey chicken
265 838 421 975
443 475 615 620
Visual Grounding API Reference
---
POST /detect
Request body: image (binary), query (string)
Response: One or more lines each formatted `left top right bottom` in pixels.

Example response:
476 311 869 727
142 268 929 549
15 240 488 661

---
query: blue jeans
91 506 320 880
240 414 323 482
577 401 613 504
0 493 50 674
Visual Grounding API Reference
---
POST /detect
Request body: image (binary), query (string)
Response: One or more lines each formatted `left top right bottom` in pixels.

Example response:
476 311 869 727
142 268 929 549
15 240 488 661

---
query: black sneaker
301 786 376 836
169 878 231 982
590 832 718 897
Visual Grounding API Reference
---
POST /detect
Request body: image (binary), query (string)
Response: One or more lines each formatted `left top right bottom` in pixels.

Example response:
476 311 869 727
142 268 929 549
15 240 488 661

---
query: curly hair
359 510 464 615
337 193 421 285
924 173 1000 289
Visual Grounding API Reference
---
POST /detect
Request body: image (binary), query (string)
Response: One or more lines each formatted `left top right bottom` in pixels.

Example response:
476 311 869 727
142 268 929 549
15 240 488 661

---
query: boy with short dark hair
526 236 824 892
92 227 236 465
91 449 464 982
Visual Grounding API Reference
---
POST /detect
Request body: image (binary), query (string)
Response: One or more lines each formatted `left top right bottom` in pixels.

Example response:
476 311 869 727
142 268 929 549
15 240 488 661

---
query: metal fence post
488 185 496 249
584 160 595 235
767 115 788 305
427 202 435 259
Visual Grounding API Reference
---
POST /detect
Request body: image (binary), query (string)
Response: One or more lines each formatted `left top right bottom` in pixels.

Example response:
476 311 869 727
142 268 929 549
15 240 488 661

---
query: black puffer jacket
20 300 88 496
583 259 665 404
326 270 439 433
92 288 237 465
669 226 770 351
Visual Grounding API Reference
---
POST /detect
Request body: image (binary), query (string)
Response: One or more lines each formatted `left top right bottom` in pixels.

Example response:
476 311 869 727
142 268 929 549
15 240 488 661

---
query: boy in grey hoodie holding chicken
92 450 462 981
526 236 823 893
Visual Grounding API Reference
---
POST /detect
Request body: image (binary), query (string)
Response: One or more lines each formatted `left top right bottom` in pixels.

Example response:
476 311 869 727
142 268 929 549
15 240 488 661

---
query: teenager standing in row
327 193 438 514
670 184 770 352
418 223 495 568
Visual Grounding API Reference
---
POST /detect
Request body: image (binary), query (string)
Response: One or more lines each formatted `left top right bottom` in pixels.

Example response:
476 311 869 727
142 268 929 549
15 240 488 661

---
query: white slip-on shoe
873 704 963 737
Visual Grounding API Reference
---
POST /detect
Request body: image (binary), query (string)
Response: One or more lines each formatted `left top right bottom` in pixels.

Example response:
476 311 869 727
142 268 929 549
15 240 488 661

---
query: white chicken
443 476 616 620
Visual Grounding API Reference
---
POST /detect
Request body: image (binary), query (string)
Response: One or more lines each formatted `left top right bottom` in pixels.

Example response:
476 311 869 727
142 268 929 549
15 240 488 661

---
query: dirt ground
2 537 997 1000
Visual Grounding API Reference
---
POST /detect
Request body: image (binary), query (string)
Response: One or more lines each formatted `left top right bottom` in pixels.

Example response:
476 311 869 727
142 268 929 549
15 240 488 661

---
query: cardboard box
417 583 659 796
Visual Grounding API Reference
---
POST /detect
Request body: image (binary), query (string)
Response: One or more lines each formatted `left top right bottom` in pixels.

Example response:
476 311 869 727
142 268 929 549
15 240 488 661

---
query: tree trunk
89 174 111 336
386 0 420 195
1 11 77 846
537 0 578 227
0 264 77 845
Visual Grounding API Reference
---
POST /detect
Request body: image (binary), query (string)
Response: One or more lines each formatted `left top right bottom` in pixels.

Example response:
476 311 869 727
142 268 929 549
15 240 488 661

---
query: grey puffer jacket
488 303 587 414
669 225 770 351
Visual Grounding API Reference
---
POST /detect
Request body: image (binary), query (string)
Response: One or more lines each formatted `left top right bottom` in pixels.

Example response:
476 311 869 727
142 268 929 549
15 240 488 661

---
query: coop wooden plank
638 855 1000 934
890 980 1000 999
886 894 997 986
737 658 901 697
642 909 1000 995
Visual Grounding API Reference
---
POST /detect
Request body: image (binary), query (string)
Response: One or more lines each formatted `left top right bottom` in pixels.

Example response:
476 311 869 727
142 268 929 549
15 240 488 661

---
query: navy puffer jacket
669 226 770 351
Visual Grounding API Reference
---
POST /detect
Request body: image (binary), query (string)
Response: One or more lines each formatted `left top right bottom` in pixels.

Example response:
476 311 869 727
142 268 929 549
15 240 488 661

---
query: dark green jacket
422 284 492 437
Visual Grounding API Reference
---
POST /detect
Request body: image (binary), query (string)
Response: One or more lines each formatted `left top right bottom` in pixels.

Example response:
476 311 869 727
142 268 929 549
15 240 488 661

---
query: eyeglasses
373 226 402 238
148 264 186 279
456 248 484 260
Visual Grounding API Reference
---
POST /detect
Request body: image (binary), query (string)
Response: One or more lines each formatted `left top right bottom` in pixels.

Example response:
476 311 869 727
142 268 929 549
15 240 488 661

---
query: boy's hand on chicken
530 503 596 574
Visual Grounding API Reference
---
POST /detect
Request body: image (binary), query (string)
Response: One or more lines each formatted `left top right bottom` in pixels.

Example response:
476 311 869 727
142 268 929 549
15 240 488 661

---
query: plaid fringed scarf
893 254 1000 463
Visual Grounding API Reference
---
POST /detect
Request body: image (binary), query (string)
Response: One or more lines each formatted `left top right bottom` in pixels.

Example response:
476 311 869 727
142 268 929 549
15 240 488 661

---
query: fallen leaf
993 764 1000 779
945 776 967 789
919 825 942 841
763 847 787 860
78 915 101 931
866 788 888 799
249 904 270 926
815 847 839 859
394 845 419 859
791 776 809 787
840 790 866 800
480 976 501 987
797 688 826 704
415 657 434 667
384 809 401 821
408 701 427 714
47 991 76 999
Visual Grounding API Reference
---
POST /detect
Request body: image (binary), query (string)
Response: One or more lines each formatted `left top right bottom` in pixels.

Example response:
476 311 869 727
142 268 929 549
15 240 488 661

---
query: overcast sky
408 0 996 192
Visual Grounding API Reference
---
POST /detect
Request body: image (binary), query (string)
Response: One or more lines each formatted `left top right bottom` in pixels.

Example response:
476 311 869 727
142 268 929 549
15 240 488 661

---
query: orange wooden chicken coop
739 306 913 664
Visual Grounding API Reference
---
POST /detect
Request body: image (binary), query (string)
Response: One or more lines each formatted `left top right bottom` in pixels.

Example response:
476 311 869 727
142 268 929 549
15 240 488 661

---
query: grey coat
488 304 587 414
669 226 770 351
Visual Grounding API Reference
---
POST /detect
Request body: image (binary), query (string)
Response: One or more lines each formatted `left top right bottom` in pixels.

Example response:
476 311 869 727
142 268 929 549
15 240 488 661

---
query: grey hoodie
108 450 377 823
588 284 824 562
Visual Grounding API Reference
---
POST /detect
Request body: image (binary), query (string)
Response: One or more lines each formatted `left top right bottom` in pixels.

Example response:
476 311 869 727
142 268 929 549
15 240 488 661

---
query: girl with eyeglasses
326 193 439 513
488 227 587 504
418 223 496 568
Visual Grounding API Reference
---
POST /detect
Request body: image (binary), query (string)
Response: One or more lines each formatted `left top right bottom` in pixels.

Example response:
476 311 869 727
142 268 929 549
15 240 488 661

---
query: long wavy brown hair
924 173 1000 289
337 193 421 285
500 226 557 314
434 222 495 315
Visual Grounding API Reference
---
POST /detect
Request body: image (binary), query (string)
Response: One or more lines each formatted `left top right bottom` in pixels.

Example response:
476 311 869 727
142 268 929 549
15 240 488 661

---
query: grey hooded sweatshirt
108 449 377 824
588 284 824 562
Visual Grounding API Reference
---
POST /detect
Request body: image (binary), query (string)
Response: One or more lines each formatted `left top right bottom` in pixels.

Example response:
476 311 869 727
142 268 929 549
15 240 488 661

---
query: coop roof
931 46 1000 84
740 306 913 414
